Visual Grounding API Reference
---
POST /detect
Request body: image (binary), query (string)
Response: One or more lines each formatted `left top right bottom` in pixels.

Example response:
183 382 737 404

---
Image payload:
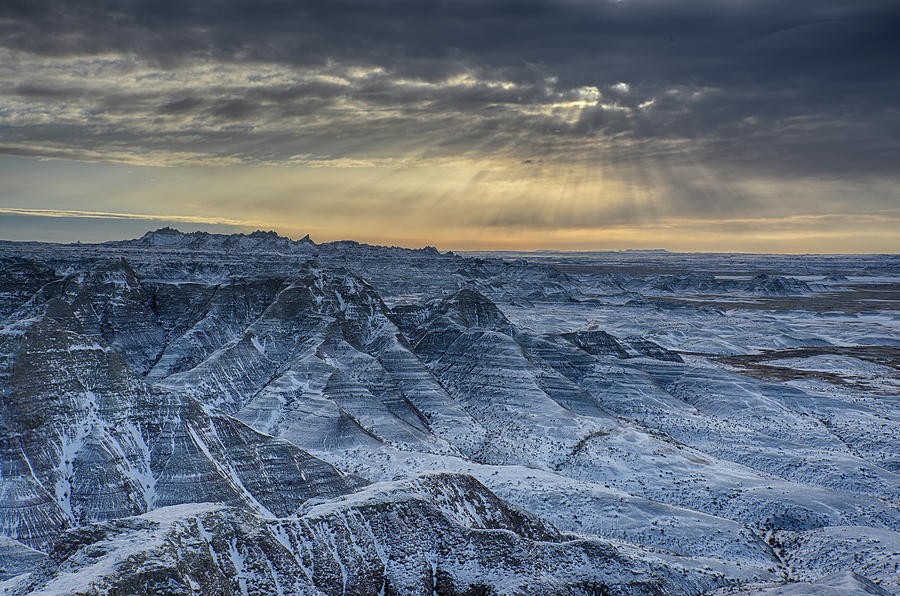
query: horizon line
1 230 897 257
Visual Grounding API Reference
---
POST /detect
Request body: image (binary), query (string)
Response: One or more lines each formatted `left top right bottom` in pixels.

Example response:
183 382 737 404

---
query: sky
1 0 898 252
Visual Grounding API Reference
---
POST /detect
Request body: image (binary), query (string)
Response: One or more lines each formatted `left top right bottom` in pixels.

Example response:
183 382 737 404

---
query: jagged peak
247 229 279 239
124 227 319 253
144 226 180 236
436 288 514 333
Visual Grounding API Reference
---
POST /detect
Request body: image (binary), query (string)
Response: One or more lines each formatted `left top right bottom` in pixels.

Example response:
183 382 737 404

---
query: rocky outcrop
744 274 813 296
560 329 630 358
4 474 755 596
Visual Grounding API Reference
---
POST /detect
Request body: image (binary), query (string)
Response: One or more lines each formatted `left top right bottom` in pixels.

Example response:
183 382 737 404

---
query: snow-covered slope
0 229 897 594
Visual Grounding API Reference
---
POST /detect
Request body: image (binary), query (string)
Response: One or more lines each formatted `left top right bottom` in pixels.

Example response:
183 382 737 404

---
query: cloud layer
1 0 898 249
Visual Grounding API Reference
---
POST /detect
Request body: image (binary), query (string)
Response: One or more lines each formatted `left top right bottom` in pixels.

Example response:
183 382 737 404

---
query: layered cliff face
153 270 485 458
0 287 363 552
0 537 45 582
1 231 898 595
0 258 58 320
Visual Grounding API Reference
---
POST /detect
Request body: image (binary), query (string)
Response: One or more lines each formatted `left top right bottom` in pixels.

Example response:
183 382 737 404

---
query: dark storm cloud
11 82 89 99
1 0 899 180
158 96 205 115
5 1 898 80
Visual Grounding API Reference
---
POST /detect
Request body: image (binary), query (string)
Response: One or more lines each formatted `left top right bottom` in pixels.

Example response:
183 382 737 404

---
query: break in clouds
1 0 899 243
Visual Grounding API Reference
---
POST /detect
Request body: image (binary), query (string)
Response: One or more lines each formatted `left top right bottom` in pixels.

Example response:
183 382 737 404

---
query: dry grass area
715 345 900 392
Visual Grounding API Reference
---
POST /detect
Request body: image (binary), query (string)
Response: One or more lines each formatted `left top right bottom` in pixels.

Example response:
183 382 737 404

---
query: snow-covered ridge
2 475 768 596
